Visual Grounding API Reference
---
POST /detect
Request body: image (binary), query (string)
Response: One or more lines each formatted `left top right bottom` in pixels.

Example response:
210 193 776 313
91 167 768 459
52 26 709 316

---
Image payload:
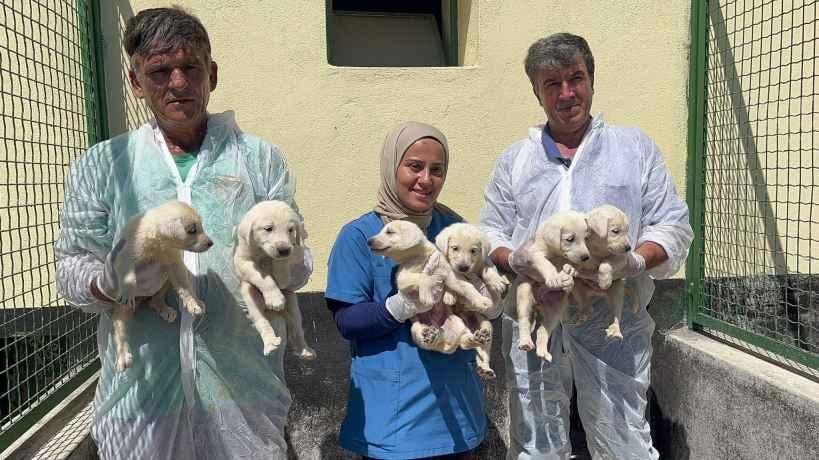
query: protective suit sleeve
263 143 313 290
637 135 694 279
54 147 115 314
479 153 516 251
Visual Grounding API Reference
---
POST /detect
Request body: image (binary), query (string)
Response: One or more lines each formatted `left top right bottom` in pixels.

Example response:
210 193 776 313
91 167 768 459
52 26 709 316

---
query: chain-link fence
688 0 819 375
1 0 107 448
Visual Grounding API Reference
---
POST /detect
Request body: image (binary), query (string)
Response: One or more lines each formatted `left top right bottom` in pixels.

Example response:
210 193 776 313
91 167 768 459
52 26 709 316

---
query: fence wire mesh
1 0 105 447
690 0 819 373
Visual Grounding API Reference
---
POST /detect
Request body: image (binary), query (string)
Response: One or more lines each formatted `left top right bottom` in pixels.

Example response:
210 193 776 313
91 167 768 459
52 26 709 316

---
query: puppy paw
473 328 492 345
598 273 613 290
184 298 205 316
536 348 553 362
420 326 441 345
487 278 509 298
518 336 535 351
418 284 437 308
158 307 177 323
115 351 133 373
296 346 317 361
477 366 496 379
470 295 493 312
605 323 623 341
561 264 578 277
262 335 283 355
263 290 286 312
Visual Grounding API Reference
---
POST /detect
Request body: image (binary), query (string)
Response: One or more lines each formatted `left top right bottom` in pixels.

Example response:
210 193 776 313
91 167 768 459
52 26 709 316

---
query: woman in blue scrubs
325 122 488 459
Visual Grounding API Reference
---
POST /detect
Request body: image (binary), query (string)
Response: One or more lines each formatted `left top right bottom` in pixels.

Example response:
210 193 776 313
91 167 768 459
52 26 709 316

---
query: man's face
532 59 593 136
128 47 217 130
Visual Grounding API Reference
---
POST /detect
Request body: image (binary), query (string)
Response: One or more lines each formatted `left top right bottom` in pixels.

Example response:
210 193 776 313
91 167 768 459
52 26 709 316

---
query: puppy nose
367 239 375 248
624 244 631 252
278 248 291 257
580 254 590 262
206 240 214 248
457 264 469 273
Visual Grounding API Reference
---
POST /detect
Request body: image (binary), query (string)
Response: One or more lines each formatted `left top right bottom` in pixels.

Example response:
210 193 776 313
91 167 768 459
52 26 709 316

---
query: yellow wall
99 1 692 291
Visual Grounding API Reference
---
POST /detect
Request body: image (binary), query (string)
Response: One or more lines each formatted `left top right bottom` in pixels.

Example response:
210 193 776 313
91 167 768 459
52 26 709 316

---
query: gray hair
524 33 595 87
124 6 211 70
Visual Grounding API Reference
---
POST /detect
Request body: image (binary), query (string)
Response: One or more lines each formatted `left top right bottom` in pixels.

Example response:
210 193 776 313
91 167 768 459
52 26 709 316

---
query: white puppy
572 204 634 340
112 201 213 372
233 200 315 359
367 221 494 353
434 223 508 378
510 210 590 361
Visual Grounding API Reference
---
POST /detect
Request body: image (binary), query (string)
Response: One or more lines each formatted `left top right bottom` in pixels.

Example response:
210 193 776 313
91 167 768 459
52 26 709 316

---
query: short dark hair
123 6 211 69
524 33 595 87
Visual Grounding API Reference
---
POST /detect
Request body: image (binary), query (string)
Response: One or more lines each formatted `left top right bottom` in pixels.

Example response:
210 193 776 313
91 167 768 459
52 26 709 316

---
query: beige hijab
374 121 457 230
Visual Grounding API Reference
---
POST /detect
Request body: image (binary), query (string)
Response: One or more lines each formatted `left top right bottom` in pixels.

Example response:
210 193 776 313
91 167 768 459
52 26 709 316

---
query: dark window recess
327 0 459 67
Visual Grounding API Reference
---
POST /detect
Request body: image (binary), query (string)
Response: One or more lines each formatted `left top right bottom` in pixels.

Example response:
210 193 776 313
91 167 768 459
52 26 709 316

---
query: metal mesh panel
1 0 105 446
690 0 819 372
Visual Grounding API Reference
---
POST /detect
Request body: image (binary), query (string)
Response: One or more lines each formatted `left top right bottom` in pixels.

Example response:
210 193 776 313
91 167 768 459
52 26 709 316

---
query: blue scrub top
326 211 487 459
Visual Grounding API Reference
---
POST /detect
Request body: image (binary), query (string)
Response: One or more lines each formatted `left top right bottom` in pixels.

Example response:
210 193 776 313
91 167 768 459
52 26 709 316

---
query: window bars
688 0 819 374
1 0 106 448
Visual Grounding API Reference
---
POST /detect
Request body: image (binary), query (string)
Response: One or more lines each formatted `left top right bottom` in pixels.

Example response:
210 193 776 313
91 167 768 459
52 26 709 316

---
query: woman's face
396 138 446 213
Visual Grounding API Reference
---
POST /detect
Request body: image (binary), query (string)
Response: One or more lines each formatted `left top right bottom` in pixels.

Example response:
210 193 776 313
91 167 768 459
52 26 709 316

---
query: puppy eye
451 245 459 251
611 229 620 234
186 224 197 234
470 248 479 255
288 226 295 234
264 225 273 232
566 235 575 242
385 229 394 235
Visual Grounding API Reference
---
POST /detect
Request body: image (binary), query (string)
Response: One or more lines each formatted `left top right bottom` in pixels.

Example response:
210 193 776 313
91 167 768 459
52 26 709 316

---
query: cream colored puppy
112 201 213 372
434 223 508 378
572 204 634 340
511 210 590 361
233 200 315 359
367 221 494 353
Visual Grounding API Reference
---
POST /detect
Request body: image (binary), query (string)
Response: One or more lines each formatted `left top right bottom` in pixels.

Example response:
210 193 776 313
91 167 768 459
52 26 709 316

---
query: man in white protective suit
479 33 693 459
54 7 310 459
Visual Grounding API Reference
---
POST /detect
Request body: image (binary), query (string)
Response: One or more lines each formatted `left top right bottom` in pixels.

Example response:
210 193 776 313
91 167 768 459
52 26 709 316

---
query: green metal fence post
686 0 707 330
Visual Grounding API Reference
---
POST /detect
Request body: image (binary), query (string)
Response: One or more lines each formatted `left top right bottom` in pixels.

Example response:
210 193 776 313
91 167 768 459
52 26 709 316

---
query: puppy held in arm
367 221 494 356
435 223 508 378
572 204 634 340
112 201 213 372
511 210 590 361
233 200 315 359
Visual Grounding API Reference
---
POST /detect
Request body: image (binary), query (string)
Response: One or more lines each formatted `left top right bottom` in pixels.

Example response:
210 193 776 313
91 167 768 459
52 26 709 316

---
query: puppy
367 221 494 354
510 210 590 361
572 204 634 340
435 223 508 378
233 200 315 359
112 201 213 372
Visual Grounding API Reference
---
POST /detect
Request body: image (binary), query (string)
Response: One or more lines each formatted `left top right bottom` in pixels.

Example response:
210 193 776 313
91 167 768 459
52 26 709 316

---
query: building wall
99 0 692 291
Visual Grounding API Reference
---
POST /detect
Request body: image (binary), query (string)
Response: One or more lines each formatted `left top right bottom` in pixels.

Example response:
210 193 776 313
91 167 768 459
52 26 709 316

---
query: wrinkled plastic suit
55 111 311 459
479 114 692 459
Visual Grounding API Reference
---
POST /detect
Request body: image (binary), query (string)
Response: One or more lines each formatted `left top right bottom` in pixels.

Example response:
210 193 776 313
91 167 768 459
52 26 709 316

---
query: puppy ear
587 211 608 238
434 226 451 254
540 220 562 251
237 214 254 246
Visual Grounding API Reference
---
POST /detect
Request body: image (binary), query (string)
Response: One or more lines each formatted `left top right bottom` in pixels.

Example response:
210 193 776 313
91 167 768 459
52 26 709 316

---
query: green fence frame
0 0 107 449
686 0 819 372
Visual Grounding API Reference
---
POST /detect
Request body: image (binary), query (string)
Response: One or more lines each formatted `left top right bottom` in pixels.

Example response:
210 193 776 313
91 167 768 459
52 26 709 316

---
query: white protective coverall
479 114 692 459
55 111 310 459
